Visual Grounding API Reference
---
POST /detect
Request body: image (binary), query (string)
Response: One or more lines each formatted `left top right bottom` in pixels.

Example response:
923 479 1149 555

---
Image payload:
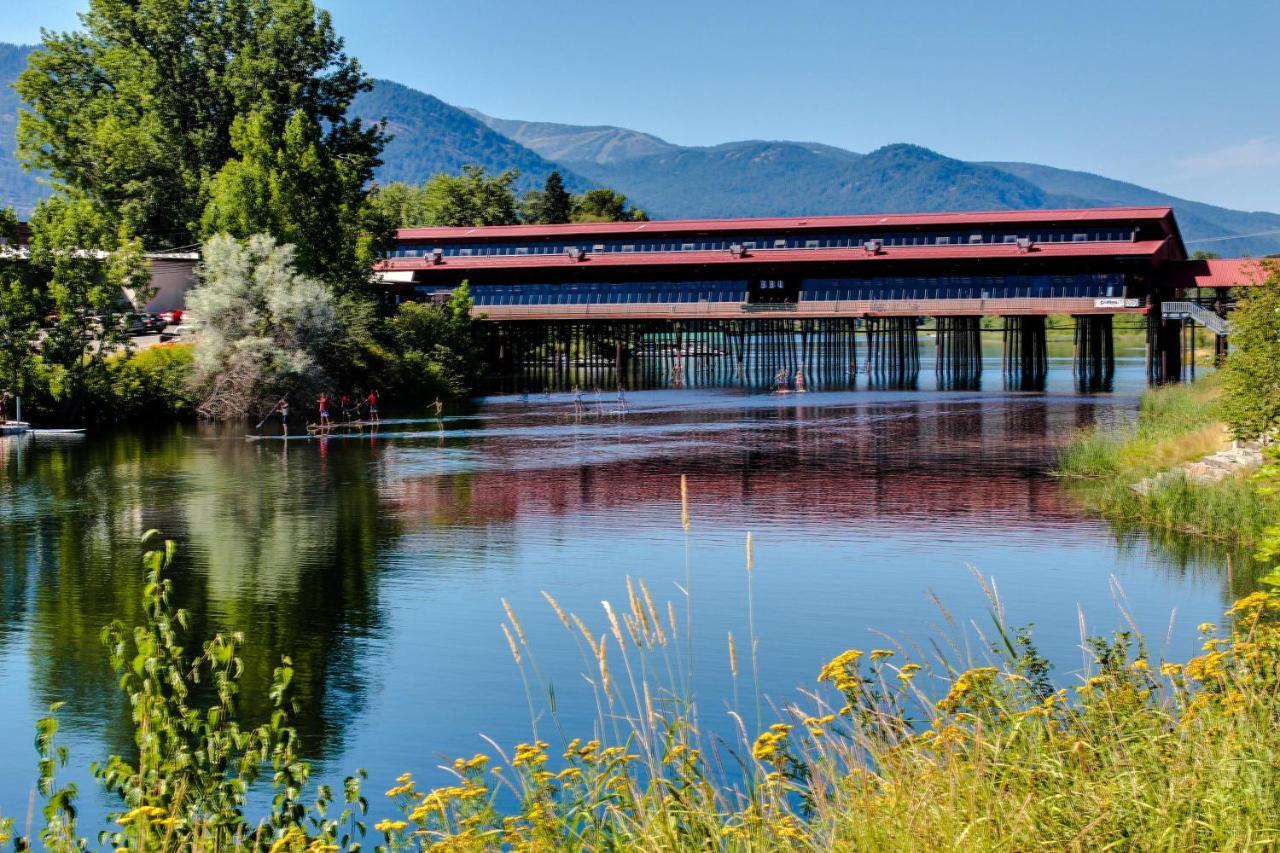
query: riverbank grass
1057 377 1276 543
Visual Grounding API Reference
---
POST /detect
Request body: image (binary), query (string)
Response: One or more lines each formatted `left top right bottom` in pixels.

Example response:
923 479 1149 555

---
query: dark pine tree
542 171 573 224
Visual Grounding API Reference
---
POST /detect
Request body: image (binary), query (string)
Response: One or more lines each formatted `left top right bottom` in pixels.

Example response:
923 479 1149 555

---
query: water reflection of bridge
383 398 1103 531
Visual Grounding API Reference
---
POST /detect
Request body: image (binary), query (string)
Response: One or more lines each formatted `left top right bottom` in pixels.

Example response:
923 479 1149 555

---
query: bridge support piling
1073 314 1114 391
935 316 982 389
866 317 919 385
1149 311 1184 384
1003 316 1047 390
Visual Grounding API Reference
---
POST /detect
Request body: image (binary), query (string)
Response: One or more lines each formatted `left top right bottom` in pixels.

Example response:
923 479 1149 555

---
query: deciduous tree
420 165 521 227
0 207 40 413
1221 261 1280 440
17 0 386 280
27 197 150 421
573 188 648 223
187 233 338 419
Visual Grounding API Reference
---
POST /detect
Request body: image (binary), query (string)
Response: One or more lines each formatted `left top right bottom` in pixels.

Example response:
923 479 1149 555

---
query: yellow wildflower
819 649 863 683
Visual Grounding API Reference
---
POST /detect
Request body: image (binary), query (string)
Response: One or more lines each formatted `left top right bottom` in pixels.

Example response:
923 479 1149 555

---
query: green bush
84 344 198 423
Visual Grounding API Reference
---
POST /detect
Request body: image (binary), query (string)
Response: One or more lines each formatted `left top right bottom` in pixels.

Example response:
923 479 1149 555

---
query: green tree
573 188 648 223
1221 261 1280 440
0 208 40 415
364 181 435 229
202 104 386 289
523 170 574 224
421 166 520 227
388 283 485 394
16 0 385 260
27 196 150 422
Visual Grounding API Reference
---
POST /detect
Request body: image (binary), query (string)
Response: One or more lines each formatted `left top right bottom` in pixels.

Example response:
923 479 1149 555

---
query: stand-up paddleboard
306 420 380 434
0 421 32 436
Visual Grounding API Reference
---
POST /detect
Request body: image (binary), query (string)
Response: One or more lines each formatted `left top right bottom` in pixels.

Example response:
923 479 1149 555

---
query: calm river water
0 347 1254 828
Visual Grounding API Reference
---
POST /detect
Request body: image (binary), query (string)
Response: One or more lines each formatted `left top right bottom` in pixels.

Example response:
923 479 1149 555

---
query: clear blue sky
5 0 1278 212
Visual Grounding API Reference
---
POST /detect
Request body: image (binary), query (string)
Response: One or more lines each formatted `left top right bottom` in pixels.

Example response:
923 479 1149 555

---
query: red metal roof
396 207 1176 242
1160 257 1273 289
376 238 1174 274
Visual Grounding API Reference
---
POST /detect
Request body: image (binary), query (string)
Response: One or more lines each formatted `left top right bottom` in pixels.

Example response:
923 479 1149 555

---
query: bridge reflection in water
484 313 1121 394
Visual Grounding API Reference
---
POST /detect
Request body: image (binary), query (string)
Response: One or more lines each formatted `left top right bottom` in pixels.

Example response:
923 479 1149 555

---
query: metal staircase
1160 301 1230 336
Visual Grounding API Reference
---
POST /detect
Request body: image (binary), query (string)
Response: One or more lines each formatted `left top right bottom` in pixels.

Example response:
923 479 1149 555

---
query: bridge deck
473 297 1147 321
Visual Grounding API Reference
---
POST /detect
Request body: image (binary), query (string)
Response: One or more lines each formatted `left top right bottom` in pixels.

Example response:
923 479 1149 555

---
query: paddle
255 396 288 431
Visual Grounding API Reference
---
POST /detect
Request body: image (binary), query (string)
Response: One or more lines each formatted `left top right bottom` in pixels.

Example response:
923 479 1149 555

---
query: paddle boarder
277 398 290 435
367 389 380 423
318 393 331 428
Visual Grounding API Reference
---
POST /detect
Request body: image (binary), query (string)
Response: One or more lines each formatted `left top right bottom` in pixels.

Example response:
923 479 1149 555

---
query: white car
173 320 205 336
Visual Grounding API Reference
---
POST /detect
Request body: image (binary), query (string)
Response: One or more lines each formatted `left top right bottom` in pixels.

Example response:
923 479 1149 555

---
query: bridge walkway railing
474 297 1148 322
1160 301 1230 336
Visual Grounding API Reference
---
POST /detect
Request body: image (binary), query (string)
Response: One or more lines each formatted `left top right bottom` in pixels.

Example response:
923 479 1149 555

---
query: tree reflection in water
0 424 397 760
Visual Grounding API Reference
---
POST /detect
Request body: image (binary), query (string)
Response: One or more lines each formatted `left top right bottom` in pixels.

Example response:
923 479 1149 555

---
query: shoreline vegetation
5 521 1280 850
1056 376 1278 546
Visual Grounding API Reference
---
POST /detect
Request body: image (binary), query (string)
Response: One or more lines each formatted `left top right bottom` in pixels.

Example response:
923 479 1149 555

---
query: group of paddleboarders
269 390 450 434
272 390 384 435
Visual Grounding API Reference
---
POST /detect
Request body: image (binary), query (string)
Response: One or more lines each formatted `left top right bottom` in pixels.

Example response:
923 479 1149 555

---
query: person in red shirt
367 389 379 423
339 393 352 421
318 393 331 427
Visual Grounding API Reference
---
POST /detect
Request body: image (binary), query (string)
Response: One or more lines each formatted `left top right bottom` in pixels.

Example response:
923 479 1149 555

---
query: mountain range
3 41 1278 255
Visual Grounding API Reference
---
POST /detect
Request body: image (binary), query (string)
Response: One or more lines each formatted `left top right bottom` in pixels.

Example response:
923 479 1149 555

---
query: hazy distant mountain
350 81 591 192
462 109 678 165
0 43 43 214
488 110 1280 254
2 40 1277 255
983 161 1280 257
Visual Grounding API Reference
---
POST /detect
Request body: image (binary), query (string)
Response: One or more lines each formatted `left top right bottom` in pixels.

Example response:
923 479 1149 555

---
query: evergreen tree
540 171 573 224
1221 262 1280 440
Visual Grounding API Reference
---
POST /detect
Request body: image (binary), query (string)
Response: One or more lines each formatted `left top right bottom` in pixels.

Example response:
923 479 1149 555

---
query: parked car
116 313 161 336
173 319 205 336
160 309 184 326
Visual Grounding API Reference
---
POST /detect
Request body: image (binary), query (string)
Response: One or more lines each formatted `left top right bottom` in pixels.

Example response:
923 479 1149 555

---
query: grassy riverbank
1057 377 1277 544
